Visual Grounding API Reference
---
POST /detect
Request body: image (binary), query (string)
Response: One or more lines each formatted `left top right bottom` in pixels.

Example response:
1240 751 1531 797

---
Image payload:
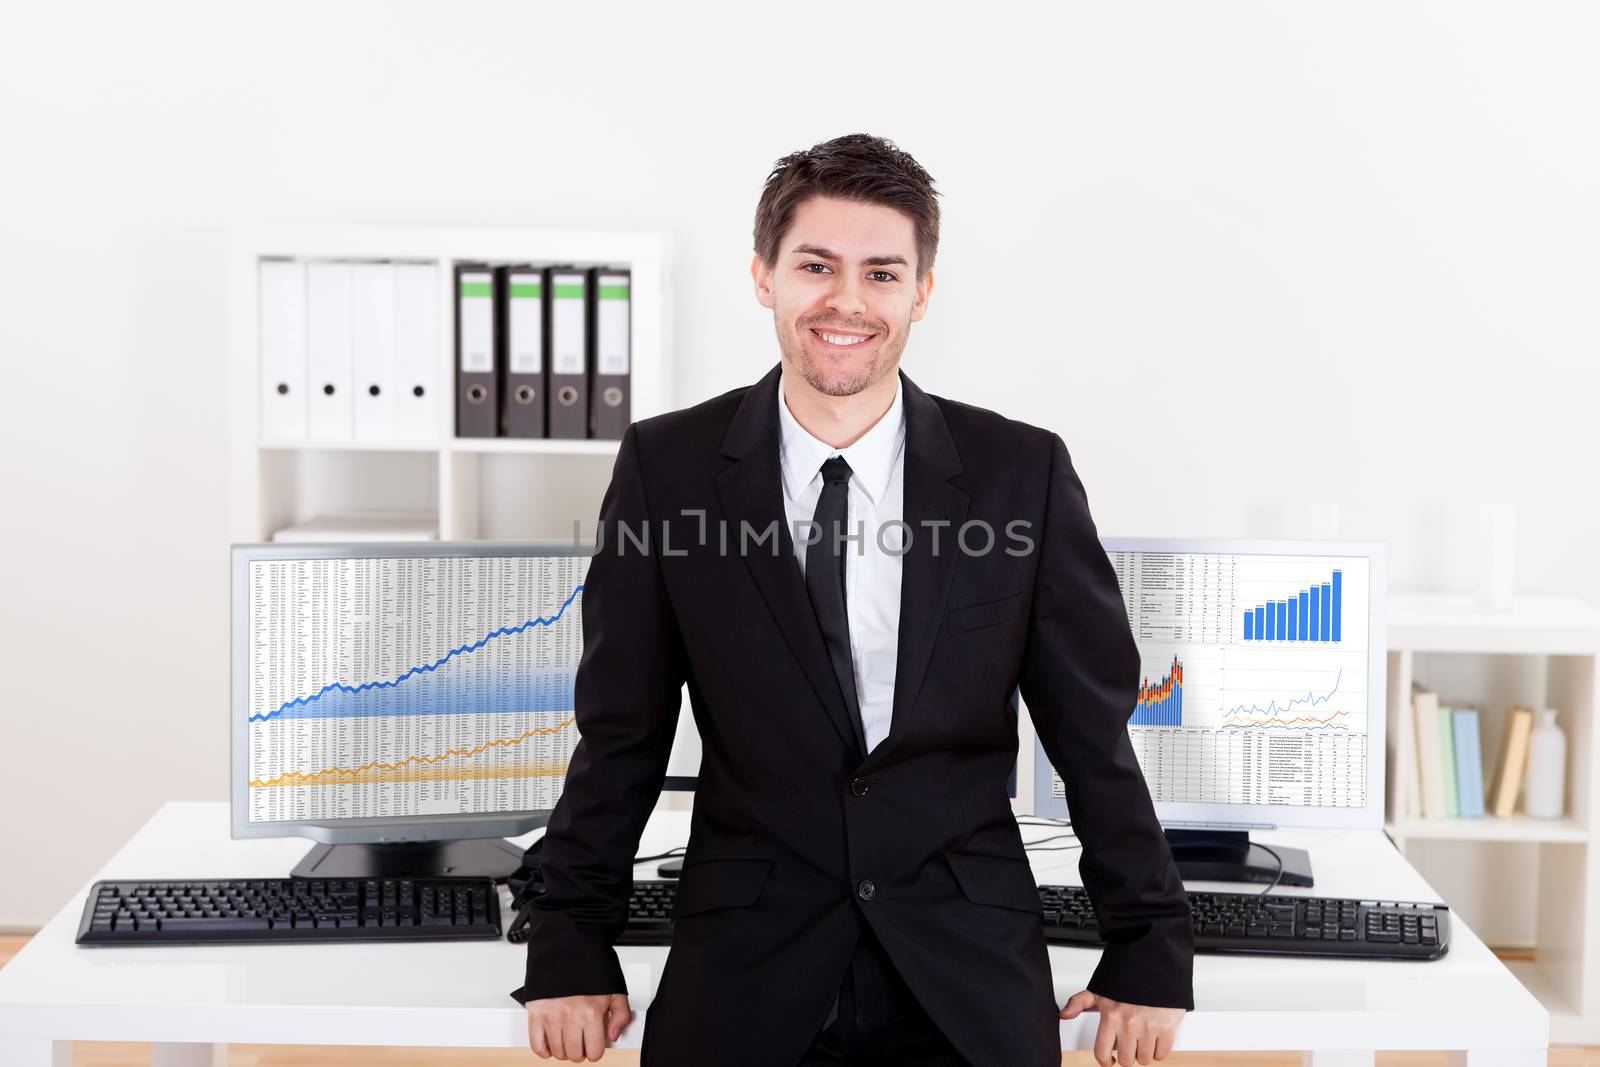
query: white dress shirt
777 371 906 754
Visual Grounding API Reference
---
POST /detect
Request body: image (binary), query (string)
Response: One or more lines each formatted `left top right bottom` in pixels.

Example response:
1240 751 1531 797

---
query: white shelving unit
225 224 674 543
1385 592 1600 1042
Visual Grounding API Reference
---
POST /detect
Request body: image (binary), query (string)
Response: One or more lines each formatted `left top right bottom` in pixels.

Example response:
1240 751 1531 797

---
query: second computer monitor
1033 538 1387 835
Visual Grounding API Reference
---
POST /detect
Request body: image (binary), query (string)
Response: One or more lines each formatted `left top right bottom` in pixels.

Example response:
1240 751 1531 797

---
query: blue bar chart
1243 569 1342 643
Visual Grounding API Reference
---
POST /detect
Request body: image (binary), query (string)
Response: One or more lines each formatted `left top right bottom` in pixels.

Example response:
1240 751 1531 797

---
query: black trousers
797 921 969 1066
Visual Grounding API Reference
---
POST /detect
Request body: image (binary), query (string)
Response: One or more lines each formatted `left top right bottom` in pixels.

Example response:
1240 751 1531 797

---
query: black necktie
805 455 865 754
805 456 887 1031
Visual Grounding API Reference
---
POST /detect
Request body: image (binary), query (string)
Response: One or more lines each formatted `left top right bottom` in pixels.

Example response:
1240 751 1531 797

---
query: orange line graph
248 716 578 788
1218 707 1353 730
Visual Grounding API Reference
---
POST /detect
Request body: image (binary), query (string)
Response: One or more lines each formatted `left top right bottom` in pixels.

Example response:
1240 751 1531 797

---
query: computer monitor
1032 538 1387 888
231 541 590 880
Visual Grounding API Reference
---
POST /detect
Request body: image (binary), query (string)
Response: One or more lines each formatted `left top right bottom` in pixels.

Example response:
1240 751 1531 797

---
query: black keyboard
1041 883 1449 960
617 879 678 944
75 877 501 945
613 880 1449 960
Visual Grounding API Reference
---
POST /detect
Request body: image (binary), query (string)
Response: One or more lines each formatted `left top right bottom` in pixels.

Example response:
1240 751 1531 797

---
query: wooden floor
3 935 1585 1066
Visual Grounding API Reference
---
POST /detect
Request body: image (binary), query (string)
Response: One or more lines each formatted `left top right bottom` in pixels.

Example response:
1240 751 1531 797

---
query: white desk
0 801 1547 1066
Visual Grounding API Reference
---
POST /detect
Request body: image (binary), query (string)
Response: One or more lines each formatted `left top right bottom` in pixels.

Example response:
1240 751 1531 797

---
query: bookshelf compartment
1395 651 1588 828
442 451 615 542
256 449 440 543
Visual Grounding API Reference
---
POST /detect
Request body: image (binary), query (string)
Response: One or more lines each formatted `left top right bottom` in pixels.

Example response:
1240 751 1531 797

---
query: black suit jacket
510 362 1194 1067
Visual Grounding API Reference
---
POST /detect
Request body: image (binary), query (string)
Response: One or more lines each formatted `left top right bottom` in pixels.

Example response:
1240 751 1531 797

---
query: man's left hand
1059 989 1184 1066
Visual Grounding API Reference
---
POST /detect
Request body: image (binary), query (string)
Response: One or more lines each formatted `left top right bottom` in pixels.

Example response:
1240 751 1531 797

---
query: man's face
753 195 933 398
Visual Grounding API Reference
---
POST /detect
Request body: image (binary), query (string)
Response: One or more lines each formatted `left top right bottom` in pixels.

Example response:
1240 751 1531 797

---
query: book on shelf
1488 705 1536 818
1414 686 1447 819
1402 681 1425 817
1452 707 1486 818
1439 702 1460 818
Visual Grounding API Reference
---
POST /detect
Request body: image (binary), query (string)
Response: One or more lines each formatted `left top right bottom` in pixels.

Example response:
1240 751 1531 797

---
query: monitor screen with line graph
230 541 593 880
1031 537 1387 889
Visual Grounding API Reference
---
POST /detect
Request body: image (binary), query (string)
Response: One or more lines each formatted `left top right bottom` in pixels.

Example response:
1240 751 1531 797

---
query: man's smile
810 327 878 350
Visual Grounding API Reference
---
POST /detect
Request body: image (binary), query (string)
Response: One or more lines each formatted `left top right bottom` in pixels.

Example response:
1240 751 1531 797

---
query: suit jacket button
849 777 870 797
857 880 877 902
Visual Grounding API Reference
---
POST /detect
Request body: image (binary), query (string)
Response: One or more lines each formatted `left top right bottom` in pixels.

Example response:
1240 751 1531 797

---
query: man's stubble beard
776 316 910 398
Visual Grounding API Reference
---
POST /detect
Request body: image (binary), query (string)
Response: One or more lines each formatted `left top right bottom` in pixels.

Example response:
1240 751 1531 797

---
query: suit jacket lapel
713 363 969 769
714 362 866 759
863 369 968 771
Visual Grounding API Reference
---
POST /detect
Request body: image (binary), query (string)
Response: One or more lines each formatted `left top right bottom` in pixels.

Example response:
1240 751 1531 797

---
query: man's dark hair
753 133 941 280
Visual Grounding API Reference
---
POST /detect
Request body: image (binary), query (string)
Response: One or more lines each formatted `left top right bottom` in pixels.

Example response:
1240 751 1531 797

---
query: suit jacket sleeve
1017 432 1195 1011
509 422 688 1004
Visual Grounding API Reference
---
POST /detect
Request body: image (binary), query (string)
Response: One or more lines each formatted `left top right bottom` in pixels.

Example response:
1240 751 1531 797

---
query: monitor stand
291 839 526 883
1164 829 1313 888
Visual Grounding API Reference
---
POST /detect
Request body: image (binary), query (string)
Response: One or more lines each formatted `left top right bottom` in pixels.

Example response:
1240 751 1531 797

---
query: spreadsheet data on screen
246 554 587 823
1048 551 1370 809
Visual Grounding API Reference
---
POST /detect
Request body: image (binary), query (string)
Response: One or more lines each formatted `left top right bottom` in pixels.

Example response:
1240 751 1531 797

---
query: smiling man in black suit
514 133 1194 1067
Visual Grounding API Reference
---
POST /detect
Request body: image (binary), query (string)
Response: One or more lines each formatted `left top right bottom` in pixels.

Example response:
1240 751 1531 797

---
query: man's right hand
526 993 633 1062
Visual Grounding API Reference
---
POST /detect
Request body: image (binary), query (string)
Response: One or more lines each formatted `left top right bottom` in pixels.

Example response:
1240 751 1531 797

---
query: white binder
393 262 438 441
350 262 397 441
307 261 354 439
258 259 308 439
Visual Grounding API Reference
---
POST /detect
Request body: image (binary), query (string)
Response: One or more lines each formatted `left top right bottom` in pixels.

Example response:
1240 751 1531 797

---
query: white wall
1 0 1596 927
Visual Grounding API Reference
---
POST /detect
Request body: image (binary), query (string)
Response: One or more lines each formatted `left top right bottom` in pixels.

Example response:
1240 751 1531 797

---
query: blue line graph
1218 667 1350 730
250 583 584 724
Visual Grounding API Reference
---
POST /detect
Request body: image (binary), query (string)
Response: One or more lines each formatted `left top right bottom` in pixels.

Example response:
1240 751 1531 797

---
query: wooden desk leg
1302 1053 1375 1067
1445 1052 1548 1066
3 1040 71 1067
151 1042 228 1067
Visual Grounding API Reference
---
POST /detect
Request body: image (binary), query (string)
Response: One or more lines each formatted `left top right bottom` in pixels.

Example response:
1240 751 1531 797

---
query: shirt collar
777 371 905 507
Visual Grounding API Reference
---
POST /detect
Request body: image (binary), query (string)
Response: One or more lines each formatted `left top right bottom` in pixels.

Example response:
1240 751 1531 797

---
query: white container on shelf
1524 707 1567 818
1475 502 1518 613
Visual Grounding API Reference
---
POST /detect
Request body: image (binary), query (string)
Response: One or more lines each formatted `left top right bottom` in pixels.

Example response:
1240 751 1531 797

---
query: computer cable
1021 832 1082 852
504 845 687 944
1017 821 1286 897
1018 816 1080 852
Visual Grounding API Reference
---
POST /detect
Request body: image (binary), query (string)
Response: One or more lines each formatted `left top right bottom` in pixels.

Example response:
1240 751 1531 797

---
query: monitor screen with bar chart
1033 538 1387 835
